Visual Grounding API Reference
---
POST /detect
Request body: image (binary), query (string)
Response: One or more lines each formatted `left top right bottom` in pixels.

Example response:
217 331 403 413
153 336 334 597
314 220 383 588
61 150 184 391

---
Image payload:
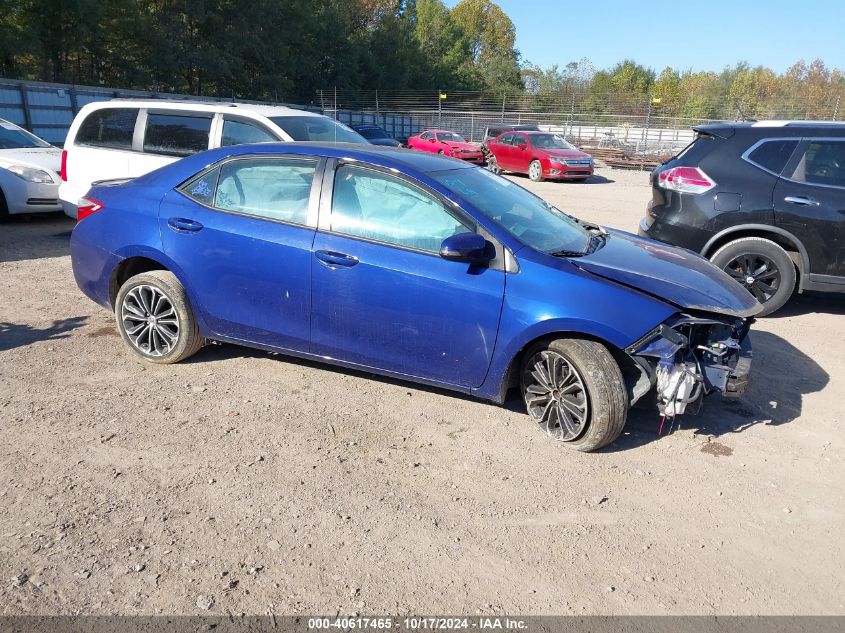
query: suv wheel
710 237 796 316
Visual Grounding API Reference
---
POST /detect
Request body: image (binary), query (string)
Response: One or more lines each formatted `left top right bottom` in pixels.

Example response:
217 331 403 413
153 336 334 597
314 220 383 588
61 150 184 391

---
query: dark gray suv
639 121 845 315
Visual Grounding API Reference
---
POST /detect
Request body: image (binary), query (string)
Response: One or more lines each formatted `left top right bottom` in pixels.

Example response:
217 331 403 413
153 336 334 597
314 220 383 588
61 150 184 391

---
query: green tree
450 0 521 91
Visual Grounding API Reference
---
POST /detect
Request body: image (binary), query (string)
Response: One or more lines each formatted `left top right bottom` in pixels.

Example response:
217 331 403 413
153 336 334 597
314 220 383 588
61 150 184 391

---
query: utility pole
501 93 506 123
834 94 841 121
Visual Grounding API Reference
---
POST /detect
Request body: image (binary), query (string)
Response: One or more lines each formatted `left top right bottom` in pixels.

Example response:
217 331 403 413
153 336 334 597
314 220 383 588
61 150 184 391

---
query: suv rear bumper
638 215 712 254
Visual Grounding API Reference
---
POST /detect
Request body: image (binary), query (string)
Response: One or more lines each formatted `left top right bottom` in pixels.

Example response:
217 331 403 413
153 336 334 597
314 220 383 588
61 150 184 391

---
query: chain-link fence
317 88 845 156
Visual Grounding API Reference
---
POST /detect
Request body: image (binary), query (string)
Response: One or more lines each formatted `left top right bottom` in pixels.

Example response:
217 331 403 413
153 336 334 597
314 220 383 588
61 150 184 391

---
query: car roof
98 99 322 118
142 142 476 189
695 120 845 137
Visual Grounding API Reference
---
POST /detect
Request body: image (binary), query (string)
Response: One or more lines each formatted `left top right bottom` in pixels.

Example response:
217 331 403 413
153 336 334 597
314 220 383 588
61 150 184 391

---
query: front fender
473 252 678 402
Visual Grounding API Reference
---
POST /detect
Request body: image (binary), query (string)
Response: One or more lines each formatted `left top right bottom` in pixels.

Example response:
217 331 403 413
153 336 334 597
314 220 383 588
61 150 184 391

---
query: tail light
60 150 68 182
657 166 715 194
77 196 104 221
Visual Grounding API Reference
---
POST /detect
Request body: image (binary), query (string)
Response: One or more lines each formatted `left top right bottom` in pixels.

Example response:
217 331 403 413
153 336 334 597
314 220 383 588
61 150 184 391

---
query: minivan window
788 141 845 188
144 113 212 157
746 139 799 175
221 119 278 146
269 116 365 143
75 108 138 150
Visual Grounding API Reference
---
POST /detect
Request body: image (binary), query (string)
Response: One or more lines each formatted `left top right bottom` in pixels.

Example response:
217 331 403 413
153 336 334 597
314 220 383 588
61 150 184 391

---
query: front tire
487 156 502 175
115 270 203 364
710 237 796 316
528 160 544 182
520 338 627 452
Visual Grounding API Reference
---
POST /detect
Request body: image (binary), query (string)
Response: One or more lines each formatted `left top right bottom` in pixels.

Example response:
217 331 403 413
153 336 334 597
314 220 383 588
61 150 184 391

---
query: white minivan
59 100 366 218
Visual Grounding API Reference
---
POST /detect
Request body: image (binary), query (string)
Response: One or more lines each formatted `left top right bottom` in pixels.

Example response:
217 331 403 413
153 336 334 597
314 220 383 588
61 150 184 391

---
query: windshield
530 134 575 150
270 116 366 143
430 167 591 254
355 126 388 140
437 132 465 143
0 120 51 149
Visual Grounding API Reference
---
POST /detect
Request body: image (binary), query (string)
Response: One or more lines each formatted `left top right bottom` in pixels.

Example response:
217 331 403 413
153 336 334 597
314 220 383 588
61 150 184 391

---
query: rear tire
710 237 796 316
520 338 627 452
528 160 544 182
115 270 204 364
0 188 10 223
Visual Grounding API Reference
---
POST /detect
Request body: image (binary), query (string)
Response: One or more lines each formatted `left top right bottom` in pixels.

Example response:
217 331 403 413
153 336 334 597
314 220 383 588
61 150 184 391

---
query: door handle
167 217 204 233
315 250 359 268
784 196 820 207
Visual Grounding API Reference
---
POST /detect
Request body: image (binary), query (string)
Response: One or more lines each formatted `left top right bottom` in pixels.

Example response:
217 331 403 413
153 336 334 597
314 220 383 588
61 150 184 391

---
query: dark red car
487 131 594 182
406 129 484 163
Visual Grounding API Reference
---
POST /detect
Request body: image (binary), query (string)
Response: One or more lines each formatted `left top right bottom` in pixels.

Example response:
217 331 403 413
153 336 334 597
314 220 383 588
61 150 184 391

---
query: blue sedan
70 143 760 451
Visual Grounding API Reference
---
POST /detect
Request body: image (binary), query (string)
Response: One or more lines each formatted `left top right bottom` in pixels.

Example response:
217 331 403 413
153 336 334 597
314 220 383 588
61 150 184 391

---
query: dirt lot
1 167 843 616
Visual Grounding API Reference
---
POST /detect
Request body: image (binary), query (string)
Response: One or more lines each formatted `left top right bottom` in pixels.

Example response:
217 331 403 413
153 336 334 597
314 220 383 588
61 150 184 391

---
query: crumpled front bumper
625 313 754 415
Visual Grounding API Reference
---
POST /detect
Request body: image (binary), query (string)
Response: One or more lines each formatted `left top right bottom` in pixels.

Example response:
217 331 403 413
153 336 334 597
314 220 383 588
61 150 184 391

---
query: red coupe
406 129 483 163
486 131 594 182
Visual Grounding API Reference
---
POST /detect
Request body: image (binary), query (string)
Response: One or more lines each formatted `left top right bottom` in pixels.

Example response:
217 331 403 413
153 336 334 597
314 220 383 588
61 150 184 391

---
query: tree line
1 0 843 121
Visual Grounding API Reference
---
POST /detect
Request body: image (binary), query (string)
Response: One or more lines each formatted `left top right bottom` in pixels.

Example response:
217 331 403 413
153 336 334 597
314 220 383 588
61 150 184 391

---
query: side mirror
440 232 494 264
518 143 527 150
429 138 436 143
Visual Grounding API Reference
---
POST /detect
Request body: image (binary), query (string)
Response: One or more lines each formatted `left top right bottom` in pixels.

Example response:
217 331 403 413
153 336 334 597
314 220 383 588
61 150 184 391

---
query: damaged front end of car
623 314 753 418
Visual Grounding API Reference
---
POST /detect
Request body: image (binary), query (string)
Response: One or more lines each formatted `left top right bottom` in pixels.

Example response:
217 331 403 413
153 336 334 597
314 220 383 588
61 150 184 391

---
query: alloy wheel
120 284 180 357
529 161 541 180
521 350 589 441
724 253 781 303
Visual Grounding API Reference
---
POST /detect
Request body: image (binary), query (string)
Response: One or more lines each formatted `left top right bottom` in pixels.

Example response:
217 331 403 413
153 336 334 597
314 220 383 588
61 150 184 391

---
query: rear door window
143 113 212 157
75 108 138 150
221 118 278 146
787 140 845 188
498 134 514 146
746 139 800 175
213 157 318 224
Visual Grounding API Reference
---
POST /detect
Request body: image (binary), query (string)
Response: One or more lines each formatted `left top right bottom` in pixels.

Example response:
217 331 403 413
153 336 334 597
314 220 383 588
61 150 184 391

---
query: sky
442 0 844 74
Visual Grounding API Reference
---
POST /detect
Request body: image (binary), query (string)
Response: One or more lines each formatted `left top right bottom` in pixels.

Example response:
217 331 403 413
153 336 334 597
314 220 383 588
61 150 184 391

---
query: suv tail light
657 166 715 194
77 196 104 221
60 150 68 182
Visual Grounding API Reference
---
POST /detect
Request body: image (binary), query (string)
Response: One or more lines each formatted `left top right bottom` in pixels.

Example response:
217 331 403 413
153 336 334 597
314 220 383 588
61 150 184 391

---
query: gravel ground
1 167 843 616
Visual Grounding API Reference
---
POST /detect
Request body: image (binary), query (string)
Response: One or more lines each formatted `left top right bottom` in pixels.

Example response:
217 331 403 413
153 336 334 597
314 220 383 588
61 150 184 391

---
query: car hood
0 147 61 173
543 148 590 159
445 141 480 151
571 229 761 317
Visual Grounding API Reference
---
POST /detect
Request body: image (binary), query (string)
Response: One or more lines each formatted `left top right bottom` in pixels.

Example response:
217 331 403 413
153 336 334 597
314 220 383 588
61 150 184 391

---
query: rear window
673 135 717 162
75 108 138 150
746 139 799 175
144 113 212 157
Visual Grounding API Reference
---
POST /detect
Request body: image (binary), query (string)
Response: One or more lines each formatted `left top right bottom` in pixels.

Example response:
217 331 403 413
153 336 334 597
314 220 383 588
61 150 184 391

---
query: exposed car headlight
6 165 54 183
549 157 563 164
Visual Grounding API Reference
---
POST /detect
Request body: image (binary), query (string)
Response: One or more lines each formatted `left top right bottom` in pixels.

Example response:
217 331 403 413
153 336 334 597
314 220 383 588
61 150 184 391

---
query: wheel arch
701 225 809 284
491 329 644 405
109 256 171 308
